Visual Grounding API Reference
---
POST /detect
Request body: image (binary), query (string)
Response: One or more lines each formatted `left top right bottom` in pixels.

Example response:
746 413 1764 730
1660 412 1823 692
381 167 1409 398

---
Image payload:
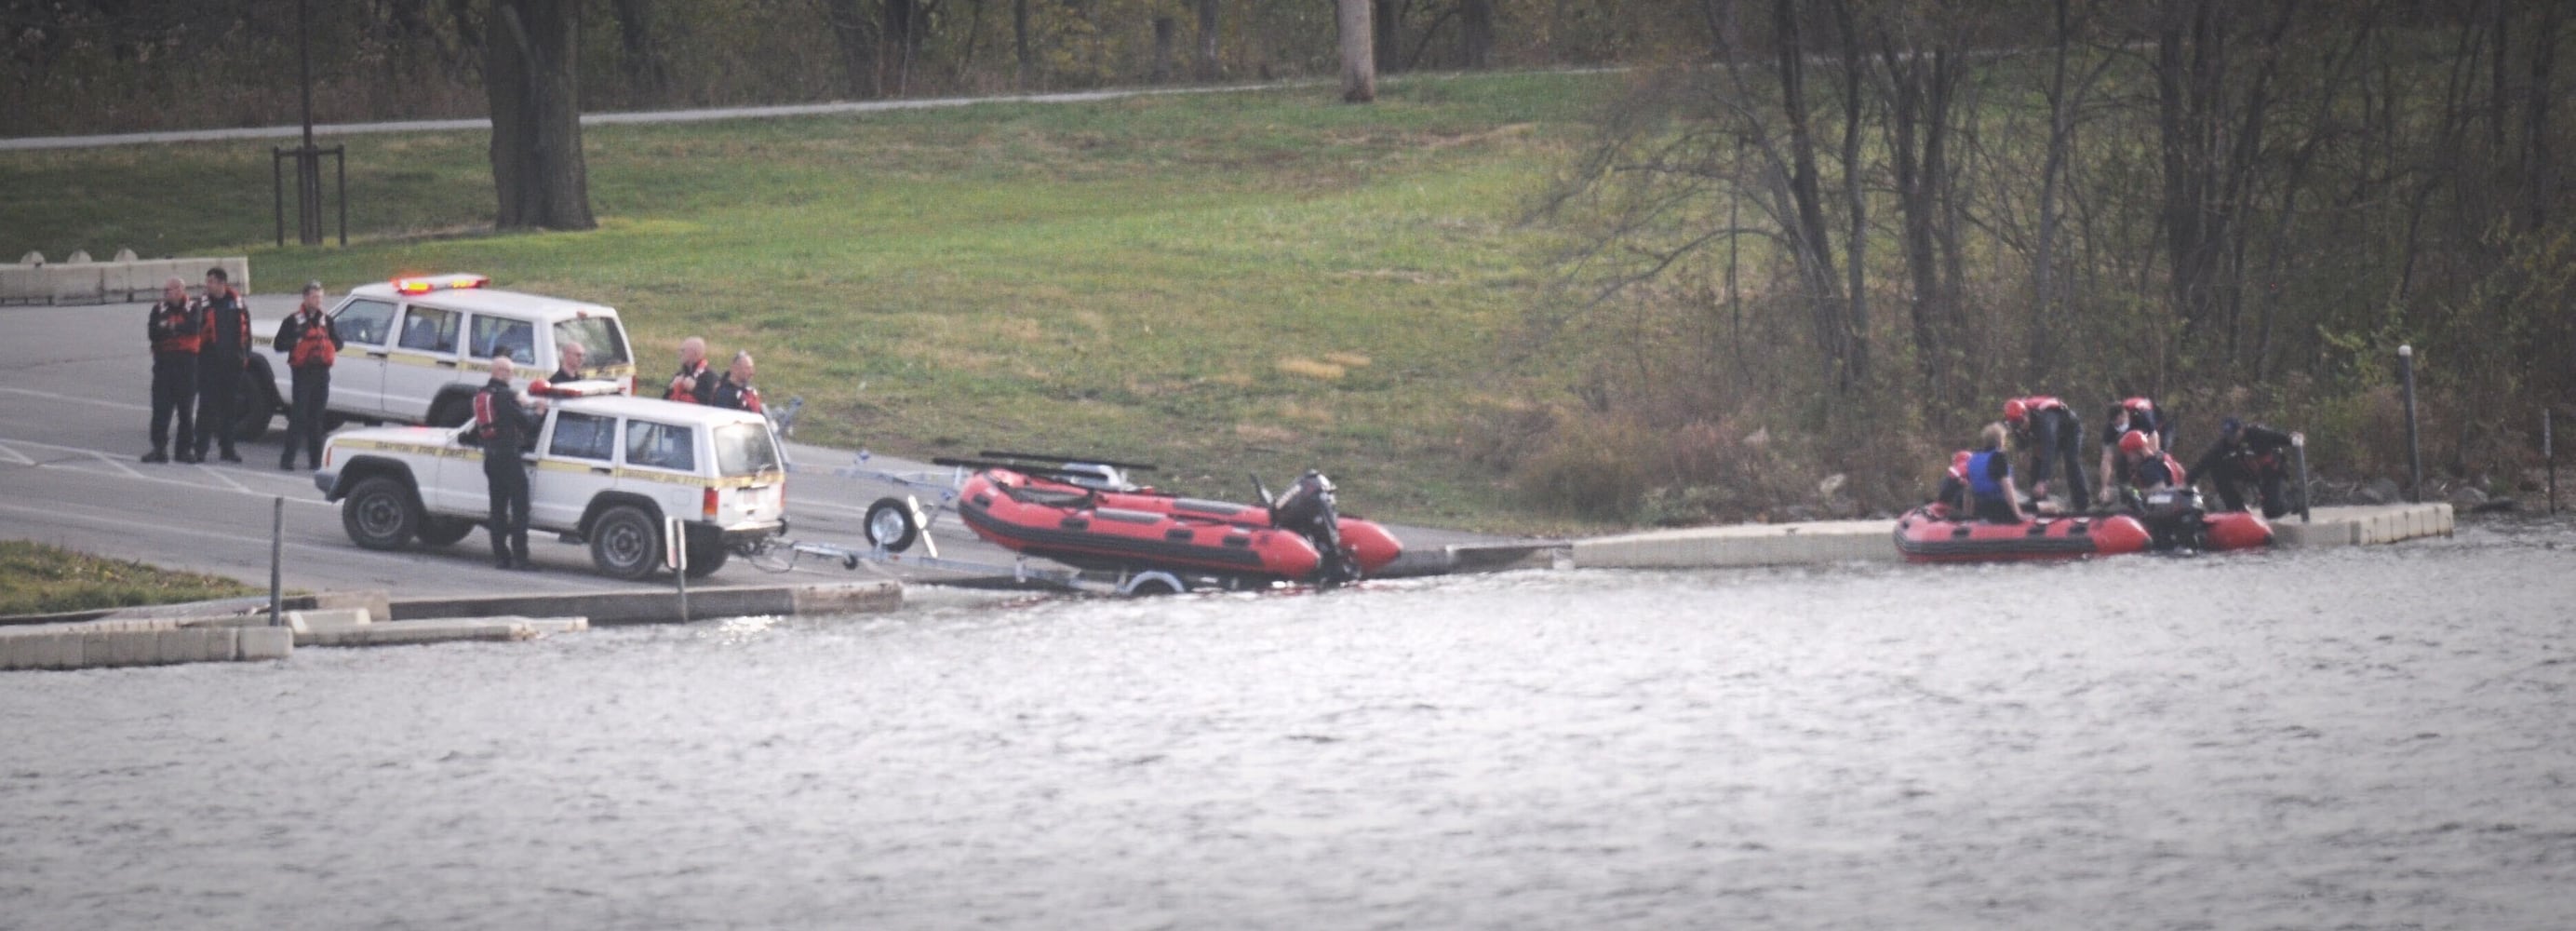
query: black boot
141 449 169 464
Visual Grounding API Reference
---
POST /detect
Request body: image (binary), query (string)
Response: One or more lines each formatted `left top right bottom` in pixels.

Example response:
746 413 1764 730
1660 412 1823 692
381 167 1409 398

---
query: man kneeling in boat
2114 429 2188 498
1944 424 2029 524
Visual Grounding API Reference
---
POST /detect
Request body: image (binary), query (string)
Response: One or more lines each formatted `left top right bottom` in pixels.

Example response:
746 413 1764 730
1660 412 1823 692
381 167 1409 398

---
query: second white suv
249 274 638 431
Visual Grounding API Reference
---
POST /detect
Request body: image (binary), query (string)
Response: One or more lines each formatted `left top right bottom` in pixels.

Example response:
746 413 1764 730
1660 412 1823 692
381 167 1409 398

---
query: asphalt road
0 297 1496 600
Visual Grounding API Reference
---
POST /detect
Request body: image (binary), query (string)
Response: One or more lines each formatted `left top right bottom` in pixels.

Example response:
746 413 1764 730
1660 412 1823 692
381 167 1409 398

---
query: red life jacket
2018 396 2067 414
288 315 337 368
473 389 500 441
149 301 201 354
1946 450 1973 481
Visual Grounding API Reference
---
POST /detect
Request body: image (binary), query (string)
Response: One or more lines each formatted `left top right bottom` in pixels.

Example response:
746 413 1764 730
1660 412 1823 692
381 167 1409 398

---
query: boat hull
1893 506 2152 563
957 469 1402 582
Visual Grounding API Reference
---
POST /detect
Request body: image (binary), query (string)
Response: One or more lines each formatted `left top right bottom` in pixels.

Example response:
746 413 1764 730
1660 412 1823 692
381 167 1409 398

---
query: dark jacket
197 290 250 361
474 379 543 466
148 299 202 355
2190 424 2295 480
664 360 716 404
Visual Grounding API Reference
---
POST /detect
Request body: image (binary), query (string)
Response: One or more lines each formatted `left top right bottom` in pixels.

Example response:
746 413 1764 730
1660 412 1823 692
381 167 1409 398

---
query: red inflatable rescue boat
950 457 1401 586
1893 506 2152 563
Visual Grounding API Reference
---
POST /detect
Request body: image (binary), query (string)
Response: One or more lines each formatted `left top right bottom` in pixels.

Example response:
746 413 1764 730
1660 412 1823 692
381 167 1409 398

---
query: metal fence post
269 496 285 627
2293 432 2312 524
2547 408 2557 516
2398 344 2421 504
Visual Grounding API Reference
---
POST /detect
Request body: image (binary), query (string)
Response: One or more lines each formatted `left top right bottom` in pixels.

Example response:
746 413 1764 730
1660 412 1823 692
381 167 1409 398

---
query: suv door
535 410 620 531
326 297 397 419
619 417 703 526
386 304 465 422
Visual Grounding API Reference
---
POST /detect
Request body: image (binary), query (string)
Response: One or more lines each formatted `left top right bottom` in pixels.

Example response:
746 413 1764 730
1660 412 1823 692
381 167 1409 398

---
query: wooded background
7 0 2569 519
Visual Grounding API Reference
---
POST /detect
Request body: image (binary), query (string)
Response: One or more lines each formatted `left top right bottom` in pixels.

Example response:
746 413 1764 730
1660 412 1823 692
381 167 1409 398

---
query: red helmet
2003 398 2028 424
528 379 552 397
2118 429 2150 456
1947 450 1973 480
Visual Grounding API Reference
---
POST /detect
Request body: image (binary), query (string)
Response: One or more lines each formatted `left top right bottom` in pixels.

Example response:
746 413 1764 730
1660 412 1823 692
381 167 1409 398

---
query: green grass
0 541 261 616
4 72 1619 532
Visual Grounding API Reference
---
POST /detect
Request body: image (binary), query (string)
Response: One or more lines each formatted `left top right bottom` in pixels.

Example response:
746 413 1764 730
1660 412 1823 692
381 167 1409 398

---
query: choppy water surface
7 522 2575 930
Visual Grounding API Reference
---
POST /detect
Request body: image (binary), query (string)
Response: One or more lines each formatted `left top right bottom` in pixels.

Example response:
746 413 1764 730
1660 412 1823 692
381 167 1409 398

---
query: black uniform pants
2025 411 2091 507
281 367 331 466
486 461 531 563
2207 458 2288 519
149 353 197 453
193 355 242 455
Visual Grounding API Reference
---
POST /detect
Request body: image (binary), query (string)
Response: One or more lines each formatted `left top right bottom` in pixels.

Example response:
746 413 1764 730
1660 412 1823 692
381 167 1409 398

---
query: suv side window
397 306 459 353
469 315 538 365
624 421 695 472
548 412 617 461
333 299 396 345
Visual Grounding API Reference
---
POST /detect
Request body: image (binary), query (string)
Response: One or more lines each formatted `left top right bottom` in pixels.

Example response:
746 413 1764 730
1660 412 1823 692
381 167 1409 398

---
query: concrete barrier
0 256 248 305
0 623 290 671
389 579 903 625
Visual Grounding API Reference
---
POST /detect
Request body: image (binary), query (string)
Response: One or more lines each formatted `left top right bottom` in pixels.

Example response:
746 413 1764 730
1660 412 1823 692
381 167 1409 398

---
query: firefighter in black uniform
142 277 201 463
475 357 548 570
191 266 252 463
709 351 764 413
275 281 342 471
2190 417 2301 518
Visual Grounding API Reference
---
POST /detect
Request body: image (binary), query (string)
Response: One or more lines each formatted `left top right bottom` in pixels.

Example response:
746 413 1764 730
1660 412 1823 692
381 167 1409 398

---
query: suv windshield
552 317 632 371
714 423 783 478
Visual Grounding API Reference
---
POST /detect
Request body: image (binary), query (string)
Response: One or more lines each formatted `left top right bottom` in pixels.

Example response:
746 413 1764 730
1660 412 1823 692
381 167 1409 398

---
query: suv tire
589 505 662 580
231 367 275 442
683 533 730 578
418 516 477 547
342 477 422 550
426 393 473 428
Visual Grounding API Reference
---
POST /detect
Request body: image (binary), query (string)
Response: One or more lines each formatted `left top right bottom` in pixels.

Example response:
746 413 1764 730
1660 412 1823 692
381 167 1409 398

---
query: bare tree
820 0 879 97
1339 0 1375 102
486 0 594 230
1196 0 1220 81
608 0 669 102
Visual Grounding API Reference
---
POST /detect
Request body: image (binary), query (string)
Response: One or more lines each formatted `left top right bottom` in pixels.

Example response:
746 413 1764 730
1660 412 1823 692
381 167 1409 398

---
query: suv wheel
342 477 421 550
589 505 661 580
682 533 731 578
426 394 472 428
418 516 477 547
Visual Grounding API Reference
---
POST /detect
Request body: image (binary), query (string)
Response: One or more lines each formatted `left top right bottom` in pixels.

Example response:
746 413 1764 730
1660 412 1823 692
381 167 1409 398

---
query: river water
6 520 2574 930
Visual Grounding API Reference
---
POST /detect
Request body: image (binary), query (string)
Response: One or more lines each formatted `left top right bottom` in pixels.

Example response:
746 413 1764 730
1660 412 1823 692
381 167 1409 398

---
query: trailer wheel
864 496 919 552
1120 571 1187 597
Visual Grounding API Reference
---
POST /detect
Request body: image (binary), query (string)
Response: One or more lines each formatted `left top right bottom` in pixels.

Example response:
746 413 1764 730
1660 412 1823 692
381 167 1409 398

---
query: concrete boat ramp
2 506 2451 671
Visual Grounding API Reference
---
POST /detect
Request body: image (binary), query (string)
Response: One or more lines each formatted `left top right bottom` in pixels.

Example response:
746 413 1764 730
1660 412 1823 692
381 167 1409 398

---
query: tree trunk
822 0 878 98
881 0 919 97
1339 0 1375 102
1771 0 1847 387
1373 0 1401 74
608 0 667 103
1460 0 1492 70
1831 0 1868 389
1013 0 1032 88
2522 2 2560 233
1196 0 1220 81
487 0 594 231
1152 16 1175 83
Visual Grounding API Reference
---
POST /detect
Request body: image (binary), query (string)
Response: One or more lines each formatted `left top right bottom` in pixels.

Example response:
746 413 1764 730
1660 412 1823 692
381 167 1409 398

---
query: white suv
248 274 637 433
314 394 788 579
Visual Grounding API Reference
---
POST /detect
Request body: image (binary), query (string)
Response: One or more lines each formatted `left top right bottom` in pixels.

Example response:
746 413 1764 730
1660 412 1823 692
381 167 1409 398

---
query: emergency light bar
392 273 491 294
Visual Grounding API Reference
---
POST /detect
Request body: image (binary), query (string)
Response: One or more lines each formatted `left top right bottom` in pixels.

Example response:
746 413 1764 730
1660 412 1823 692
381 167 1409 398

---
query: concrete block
80 630 116 667
38 633 81 669
47 265 103 304
0 636 34 670
286 608 371 630
789 581 905 616
104 629 157 666
0 264 38 304
236 627 292 660
518 616 589 636
300 618 530 648
311 590 393 624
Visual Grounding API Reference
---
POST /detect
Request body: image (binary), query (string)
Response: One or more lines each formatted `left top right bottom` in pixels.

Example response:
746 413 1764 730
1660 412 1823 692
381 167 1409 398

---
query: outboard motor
2126 486 2210 552
1269 470 1362 587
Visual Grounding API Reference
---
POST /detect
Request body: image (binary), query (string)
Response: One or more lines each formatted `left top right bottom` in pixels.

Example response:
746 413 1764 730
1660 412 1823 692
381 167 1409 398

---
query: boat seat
1002 484 1093 508
1092 507 1164 525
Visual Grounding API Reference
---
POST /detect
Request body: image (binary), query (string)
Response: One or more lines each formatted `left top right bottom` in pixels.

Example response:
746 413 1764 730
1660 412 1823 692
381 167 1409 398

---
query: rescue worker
664 336 716 404
2002 395 2089 512
2099 396 2176 501
710 350 763 413
2116 429 2188 495
1932 450 1974 516
475 357 548 571
142 277 201 463
191 266 251 463
1961 423 2029 524
548 341 586 385
2190 417 2301 518
274 281 342 471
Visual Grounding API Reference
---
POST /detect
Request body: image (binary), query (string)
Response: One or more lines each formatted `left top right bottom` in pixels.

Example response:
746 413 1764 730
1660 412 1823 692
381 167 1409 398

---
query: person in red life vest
191 266 252 463
2115 429 2188 495
273 280 342 471
474 357 549 570
2098 396 2177 503
710 350 764 413
2002 395 2090 512
142 277 203 463
664 336 716 404
2190 416 2301 518
1931 449 1974 517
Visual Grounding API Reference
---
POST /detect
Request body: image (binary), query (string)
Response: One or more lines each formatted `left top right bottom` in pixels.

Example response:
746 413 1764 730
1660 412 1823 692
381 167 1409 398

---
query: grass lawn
3 72 1621 532
0 541 261 616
